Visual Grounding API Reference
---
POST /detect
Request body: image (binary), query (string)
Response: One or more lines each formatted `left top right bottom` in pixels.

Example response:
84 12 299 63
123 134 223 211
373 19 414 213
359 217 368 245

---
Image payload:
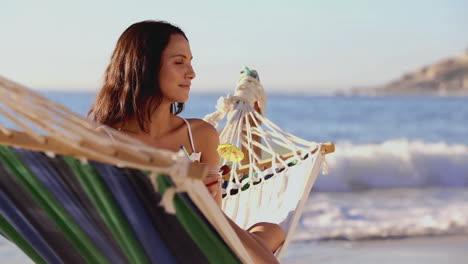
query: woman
89 20 285 263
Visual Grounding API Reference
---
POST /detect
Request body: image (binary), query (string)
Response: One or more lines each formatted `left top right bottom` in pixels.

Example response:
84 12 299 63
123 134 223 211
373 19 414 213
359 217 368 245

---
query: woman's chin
176 90 190 103
165 93 189 104
176 96 189 103
179 95 189 103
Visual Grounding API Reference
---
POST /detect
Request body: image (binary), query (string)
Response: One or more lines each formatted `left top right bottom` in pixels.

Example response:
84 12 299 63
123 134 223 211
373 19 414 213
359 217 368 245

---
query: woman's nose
186 65 196 80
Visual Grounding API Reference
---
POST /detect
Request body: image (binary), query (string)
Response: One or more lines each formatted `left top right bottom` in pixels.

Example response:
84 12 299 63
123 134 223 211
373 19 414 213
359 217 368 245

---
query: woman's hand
201 164 222 198
203 173 221 197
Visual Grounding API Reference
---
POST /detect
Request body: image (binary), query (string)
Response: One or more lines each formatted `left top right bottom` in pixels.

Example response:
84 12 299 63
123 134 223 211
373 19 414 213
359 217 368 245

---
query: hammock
204 67 334 259
0 75 254 263
0 68 334 263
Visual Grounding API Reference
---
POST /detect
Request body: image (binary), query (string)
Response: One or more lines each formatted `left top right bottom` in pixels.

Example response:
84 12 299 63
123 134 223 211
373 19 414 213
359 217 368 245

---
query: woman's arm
195 120 223 206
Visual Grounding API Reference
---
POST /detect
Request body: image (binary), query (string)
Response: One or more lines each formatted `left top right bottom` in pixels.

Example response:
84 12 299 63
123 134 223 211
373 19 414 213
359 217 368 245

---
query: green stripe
63 157 150 264
0 146 109 264
0 214 46 264
156 174 240 264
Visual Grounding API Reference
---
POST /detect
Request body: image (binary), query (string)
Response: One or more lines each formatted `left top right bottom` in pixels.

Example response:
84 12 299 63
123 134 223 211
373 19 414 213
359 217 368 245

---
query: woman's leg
247 222 285 253
224 214 280 264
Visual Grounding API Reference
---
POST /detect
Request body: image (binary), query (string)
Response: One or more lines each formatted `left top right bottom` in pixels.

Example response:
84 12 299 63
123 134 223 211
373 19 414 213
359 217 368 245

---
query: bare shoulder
186 118 219 141
185 118 220 164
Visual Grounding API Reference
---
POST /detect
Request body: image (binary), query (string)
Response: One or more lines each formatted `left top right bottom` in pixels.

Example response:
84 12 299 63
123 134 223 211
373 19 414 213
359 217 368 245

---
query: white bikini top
182 118 201 162
97 118 201 162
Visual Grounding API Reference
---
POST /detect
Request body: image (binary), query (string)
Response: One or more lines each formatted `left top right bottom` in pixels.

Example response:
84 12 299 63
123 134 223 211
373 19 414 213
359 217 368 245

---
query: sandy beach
282 235 468 264
2 234 467 263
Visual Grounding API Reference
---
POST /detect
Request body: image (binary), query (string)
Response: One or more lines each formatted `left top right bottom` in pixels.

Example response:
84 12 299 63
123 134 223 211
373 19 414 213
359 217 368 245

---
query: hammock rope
203 66 334 260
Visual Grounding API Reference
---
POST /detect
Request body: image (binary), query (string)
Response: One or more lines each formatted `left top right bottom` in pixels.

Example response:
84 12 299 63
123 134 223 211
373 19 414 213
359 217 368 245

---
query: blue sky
1 0 467 93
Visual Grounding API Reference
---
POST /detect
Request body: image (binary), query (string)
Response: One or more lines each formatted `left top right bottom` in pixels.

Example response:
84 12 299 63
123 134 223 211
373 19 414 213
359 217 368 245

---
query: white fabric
221 150 324 259
223 156 313 228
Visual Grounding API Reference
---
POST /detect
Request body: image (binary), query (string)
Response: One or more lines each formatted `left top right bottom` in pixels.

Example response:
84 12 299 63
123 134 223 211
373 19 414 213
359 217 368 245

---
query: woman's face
159 34 195 103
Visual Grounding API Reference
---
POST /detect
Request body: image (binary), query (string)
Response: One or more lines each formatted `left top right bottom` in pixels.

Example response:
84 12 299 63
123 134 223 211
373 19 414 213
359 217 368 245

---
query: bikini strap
182 118 196 153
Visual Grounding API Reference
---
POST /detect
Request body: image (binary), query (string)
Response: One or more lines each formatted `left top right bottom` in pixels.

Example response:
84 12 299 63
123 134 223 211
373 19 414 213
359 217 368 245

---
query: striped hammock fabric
0 145 240 264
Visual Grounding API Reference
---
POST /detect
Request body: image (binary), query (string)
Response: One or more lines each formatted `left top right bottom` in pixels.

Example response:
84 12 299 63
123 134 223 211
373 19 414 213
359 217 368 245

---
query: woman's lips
179 84 190 89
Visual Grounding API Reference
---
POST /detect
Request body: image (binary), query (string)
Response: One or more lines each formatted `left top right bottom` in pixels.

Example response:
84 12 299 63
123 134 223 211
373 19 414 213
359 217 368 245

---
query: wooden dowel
0 129 207 179
235 142 335 175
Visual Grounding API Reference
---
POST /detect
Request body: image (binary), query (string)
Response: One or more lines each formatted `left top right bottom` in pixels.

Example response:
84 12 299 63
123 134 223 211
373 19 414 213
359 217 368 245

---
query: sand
1 234 467 263
282 235 468 264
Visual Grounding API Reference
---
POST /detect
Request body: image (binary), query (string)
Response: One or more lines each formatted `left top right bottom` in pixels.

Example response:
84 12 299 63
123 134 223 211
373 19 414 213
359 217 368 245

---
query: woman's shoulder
185 118 218 138
184 118 220 164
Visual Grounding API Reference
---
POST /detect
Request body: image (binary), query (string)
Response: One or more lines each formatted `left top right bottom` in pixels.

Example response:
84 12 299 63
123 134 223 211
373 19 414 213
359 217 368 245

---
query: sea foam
314 139 468 191
295 187 468 241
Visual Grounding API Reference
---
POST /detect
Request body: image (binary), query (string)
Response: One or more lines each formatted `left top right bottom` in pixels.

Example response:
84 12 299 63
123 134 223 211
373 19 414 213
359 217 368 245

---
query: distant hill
349 52 468 96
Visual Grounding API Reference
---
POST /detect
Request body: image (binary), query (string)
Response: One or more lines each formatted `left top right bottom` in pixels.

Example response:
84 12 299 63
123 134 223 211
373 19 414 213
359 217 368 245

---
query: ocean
1 92 468 263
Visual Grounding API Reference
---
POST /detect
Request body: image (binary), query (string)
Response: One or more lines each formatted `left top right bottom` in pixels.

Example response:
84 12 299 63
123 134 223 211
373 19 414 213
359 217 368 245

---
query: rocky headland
348 51 468 96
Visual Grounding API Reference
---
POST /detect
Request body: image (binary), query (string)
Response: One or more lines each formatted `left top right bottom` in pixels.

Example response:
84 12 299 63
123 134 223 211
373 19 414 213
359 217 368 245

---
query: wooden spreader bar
0 129 207 179
235 142 335 175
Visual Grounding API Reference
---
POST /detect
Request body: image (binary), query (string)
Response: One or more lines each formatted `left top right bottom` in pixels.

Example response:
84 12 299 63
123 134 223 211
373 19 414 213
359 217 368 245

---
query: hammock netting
203 67 333 258
0 67 333 263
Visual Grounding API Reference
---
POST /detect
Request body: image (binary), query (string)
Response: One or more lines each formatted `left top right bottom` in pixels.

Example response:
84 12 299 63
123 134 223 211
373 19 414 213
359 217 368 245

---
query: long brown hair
88 20 186 132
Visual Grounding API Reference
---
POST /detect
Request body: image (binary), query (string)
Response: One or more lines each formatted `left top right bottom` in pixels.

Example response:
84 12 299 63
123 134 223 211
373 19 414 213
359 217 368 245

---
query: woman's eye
175 61 183 65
